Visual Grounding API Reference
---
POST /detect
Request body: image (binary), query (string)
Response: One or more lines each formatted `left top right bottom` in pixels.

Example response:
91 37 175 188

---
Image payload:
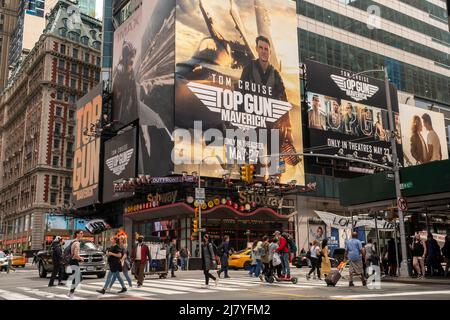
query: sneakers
117 288 127 294
259 274 264 281
58 283 66 286
201 284 210 289
214 277 219 287
224 276 230 279
306 274 311 280
362 280 367 286
349 281 355 287
96 289 106 295
48 284 57 287
67 292 75 299
217 270 222 278
171 274 176 278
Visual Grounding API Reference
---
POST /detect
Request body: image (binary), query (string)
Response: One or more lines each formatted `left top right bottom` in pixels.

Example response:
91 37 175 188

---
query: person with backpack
97 237 127 294
48 236 65 287
67 230 84 299
131 234 151 288
274 231 290 279
269 237 282 278
217 235 231 279
306 240 322 280
201 234 218 288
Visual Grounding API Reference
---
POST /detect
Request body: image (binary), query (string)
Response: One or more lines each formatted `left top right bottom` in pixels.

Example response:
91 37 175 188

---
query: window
65 177 71 188
83 66 89 78
55 106 62 117
57 75 64 85
84 53 90 63
81 36 89 46
67 142 73 153
69 95 76 103
58 59 65 69
66 158 73 168
96 57 101 66
57 91 63 100
95 70 100 81
53 139 60 149
68 126 74 135
64 194 71 204
73 48 78 59
55 123 61 134
59 27 67 37
83 82 88 93
70 78 77 89
52 156 59 166
51 176 58 186
68 110 75 119
71 62 77 73
50 193 57 205
60 44 66 54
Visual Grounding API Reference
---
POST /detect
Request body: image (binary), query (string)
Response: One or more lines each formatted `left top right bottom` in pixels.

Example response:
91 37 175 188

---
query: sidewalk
382 275 450 286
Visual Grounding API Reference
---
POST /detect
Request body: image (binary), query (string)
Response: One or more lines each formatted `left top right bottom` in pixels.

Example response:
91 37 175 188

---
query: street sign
400 182 414 190
386 172 394 180
397 197 408 211
197 200 205 205
195 188 205 200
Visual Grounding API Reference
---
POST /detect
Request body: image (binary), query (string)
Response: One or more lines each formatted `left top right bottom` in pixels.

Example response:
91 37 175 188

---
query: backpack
61 241 77 265
284 236 297 254
212 243 219 257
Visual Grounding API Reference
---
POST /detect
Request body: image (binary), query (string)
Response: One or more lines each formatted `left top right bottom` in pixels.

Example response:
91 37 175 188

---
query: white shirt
310 246 319 258
136 244 142 260
427 130 441 161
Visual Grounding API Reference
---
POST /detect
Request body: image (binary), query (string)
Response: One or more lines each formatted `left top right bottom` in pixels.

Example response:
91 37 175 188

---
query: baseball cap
54 236 62 242
273 231 281 235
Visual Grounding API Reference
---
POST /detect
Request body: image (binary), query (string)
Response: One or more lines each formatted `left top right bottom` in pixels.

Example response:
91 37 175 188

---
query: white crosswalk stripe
16 287 86 300
91 281 192 295
0 289 38 300
79 284 156 299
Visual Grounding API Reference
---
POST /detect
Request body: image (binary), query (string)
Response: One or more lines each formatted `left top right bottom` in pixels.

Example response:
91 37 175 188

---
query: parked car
0 251 7 272
35 239 107 279
228 249 252 270
12 254 27 268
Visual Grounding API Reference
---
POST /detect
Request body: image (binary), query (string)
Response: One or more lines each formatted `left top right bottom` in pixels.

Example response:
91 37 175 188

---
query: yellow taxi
228 249 252 270
12 254 27 268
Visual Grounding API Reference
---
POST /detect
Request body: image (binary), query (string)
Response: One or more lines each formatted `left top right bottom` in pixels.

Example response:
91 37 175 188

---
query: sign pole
198 164 202 259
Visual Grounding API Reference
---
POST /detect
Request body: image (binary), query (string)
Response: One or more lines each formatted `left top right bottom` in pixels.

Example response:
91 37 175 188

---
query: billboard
72 83 103 208
46 215 69 230
305 60 402 167
174 0 304 184
112 0 176 176
103 128 137 203
399 104 449 167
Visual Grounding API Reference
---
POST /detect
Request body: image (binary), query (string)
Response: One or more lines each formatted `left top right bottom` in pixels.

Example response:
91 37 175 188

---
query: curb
382 278 450 286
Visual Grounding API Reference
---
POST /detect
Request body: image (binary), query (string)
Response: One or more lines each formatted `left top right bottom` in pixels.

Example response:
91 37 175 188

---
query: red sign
397 197 408 211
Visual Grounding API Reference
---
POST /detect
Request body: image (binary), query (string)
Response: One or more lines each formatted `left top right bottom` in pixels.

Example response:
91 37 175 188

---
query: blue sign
74 219 88 230
328 228 340 257
47 215 69 230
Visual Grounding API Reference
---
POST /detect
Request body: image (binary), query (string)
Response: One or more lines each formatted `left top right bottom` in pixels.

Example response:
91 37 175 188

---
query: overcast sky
96 0 104 20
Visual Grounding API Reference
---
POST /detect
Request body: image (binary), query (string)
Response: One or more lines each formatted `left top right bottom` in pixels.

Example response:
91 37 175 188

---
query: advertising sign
398 104 449 167
112 0 175 177
314 210 394 230
72 83 103 208
46 215 69 230
174 0 304 184
305 60 402 167
103 128 137 203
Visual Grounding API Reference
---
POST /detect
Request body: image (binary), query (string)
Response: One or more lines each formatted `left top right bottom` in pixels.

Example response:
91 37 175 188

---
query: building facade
0 0 19 92
0 0 102 252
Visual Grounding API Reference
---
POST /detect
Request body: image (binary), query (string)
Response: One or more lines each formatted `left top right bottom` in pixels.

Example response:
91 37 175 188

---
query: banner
305 60 402 167
398 104 449 167
72 83 103 208
103 128 137 203
112 0 175 177
314 210 394 230
174 0 304 184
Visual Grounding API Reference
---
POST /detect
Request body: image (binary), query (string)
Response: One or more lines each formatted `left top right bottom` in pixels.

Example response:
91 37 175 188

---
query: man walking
217 236 231 279
345 231 367 287
168 238 177 278
97 237 127 294
274 231 290 279
67 230 84 299
179 247 189 271
131 235 151 287
48 236 65 287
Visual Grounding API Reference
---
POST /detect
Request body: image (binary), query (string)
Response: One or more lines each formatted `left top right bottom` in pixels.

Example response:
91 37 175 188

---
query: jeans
281 252 290 276
49 262 64 285
308 257 321 278
180 257 188 270
249 264 256 275
168 256 176 275
203 269 216 285
68 264 81 293
218 255 229 277
105 270 126 289
254 259 262 277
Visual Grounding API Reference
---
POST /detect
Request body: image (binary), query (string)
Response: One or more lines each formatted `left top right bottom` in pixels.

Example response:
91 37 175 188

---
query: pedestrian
321 239 331 278
442 235 450 277
97 237 127 294
131 235 151 288
425 232 444 276
345 231 367 287
387 238 398 276
274 231 290 279
48 236 65 287
168 238 177 278
117 236 133 288
67 230 84 299
217 235 231 278
260 236 270 280
179 247 189 271
249 241 258 277
6 250 15 273
364 239 374 268
306 240 321 280
253 241 264 278
269 237 282 278
201 234 218 288
410 232 426 279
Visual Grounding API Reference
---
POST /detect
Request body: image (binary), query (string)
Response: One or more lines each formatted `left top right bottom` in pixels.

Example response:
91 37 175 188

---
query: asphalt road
0 265 449 300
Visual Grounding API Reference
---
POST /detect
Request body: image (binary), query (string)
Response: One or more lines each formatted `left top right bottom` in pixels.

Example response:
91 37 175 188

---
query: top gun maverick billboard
175 0 304 184
112 0 303 184
305 60 403 167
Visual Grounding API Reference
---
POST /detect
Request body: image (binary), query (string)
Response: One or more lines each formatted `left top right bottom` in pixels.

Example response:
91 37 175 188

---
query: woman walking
306 240 322 280
201 234 218 288
410 232 426 279
253 241 264 278
321 239 331 278
248 241 258 277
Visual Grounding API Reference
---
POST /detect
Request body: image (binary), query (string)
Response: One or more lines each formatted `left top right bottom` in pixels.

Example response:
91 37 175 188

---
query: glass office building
298 0 450 110
78 0 97 17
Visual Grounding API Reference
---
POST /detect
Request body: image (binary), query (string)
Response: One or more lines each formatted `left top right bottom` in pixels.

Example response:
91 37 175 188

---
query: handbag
272 252 282 266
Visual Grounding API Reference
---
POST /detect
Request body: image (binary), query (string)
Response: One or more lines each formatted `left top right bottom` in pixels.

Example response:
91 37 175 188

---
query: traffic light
240 165 249 183
247 165 256 183
194 207 199 218
192 218 199 235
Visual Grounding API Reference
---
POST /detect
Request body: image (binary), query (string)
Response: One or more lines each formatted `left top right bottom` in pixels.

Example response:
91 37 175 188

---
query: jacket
201 242 216 271
51 241 62 263
218 241 230 257
131 243 151 265
261 242 270 264
276 236 289 253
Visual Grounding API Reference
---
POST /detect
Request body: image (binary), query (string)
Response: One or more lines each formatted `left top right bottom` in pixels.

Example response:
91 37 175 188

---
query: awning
124 202 294 222
314 210 394 230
